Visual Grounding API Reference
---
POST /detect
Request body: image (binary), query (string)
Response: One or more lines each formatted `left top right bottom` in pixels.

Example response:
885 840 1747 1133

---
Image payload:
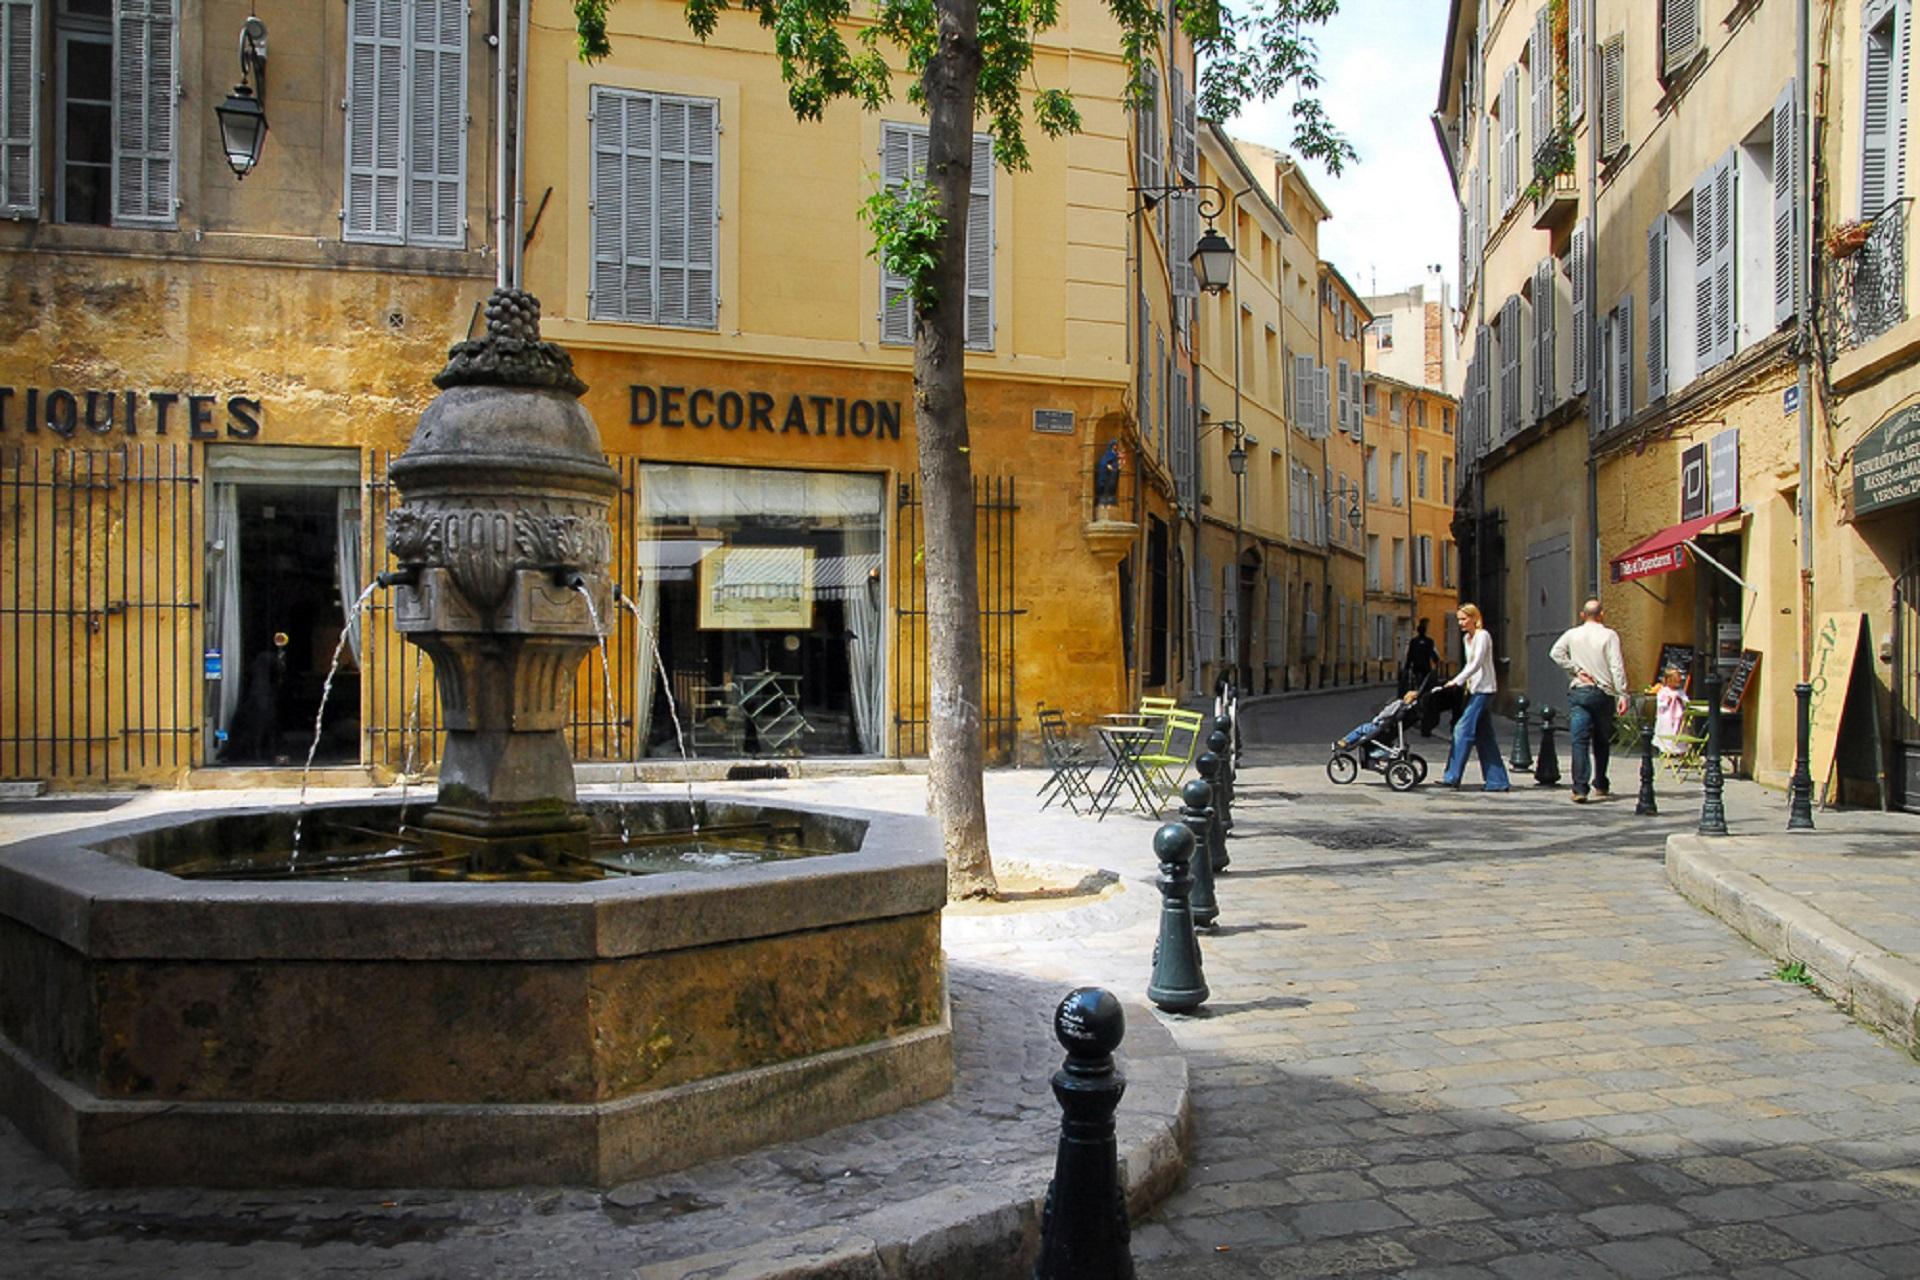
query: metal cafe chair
1135 707 1208 808
1035 704 1096 815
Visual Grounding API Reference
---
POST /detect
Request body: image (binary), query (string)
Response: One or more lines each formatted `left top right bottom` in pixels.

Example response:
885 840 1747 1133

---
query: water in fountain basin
396 645 425 834
616 591 700 838
291 580 381 864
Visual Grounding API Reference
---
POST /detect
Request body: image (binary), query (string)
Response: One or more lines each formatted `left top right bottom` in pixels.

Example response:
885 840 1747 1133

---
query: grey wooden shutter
1708 149 1735 365
1337 359 1351 433
1195 552 1216 667
880 123 918 343
1499 295 1520 434
1646 214 1668 400
1599 35 1625 159
405 0 466 246
1315 366 1331 438
346 0 407 242
1612 295 1633 427
1861 1 1909 215
1531 6 1553 160
1697 160 1728 370
1265 573 1286 667
1500 65 1519 210
1534 256 1556 415
1136 64 1160 191
1474 324 1490 451
112 0 177 226
590 88 651 322
656 97 718 328
1571 218 1590 394
1567 0 1586 123
1171 65 1197 182
1774 80 1797 326
1293 353 1313 430
1662 0 1700 78
1594 312 1611 430
966 131 993 350
0 0 35 216
1479 115 1491 239
1170 191 1197 299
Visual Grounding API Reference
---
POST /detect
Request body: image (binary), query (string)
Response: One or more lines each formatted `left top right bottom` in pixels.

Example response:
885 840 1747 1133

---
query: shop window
0 0 177 224
881 121 993 350
636 464 884 756
345 0 467 246
589 87 718 326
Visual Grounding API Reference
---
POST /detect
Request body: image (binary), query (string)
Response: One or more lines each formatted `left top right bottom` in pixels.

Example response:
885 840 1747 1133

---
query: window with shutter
1612 294 1633 427
1646 214 1668 400
590 88 719 328
1599 35 1626 159
1315 366 1331 439
1170 191 1197 299
1135 63 1160 193
346 0 467 246
1293 352 1314 432
1594 312 1611 430
1530 6 1553 164
877 121 993 349
1171 64 1197 183
1774 80 1797 325
1661 0 1701 80
112 0 176 227
1533 256 1556 416
1709 149 1735 365
1498 295 1520 436
1265 573 1286 668
1 0 36 216
1567 0 1586 123
1500 65 1519 210
1337 359 1351 432
1861 0 1909 215
1195 552 1215 669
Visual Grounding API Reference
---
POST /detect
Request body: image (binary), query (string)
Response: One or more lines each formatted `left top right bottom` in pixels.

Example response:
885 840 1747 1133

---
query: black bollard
1699 671 1729 836
1184 774 1221 926
1207 723 1233 868
1509 695 1533 771
1635 720 1659 816
1033 987 1136 1280
1146 822 1208 1012
1533 707 1561 786
1787 681 1816 830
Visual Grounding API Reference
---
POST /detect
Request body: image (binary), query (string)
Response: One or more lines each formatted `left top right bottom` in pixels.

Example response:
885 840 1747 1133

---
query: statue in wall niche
1094 440 1124 511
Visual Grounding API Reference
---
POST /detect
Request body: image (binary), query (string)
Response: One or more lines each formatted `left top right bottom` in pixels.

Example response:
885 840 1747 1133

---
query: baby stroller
1326 680 1434 792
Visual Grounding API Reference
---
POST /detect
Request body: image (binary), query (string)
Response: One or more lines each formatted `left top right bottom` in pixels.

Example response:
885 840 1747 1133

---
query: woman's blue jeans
1443 692 1511 789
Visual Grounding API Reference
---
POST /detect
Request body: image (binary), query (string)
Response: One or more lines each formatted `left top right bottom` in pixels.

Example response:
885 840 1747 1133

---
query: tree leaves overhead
574 0 1352 177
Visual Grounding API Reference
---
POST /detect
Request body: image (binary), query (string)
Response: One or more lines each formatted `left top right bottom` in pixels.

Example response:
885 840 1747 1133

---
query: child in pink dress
1653 667 1688 754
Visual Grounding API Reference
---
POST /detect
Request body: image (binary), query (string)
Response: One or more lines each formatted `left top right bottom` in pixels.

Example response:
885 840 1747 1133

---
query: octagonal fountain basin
0 796 951 1188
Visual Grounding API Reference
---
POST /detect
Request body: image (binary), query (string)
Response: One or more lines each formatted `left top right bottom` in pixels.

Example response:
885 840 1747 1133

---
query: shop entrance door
204 447 363 767
1524 532 1572 714
1895 552 1920 812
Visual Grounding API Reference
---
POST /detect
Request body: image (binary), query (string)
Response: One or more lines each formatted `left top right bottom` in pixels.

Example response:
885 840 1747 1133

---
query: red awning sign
1609 509 1739 583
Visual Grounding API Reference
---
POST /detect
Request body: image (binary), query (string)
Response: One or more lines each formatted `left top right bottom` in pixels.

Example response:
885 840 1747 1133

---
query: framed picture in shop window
698 545 816 630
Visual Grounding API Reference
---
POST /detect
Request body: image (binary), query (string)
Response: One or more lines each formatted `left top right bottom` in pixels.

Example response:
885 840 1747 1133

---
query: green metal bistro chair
1035 704 1095 815
1135 708 1207 808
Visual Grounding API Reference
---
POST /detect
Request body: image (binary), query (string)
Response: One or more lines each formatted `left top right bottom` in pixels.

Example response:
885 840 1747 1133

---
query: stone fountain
0 291 953 1187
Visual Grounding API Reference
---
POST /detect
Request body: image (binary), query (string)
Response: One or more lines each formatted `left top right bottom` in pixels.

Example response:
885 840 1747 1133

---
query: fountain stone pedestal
385 289 617 872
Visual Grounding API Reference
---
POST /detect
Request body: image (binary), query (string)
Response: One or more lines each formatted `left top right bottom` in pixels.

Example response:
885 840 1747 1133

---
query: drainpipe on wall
495 0 510 289
1796 0 1815 678
1584 0 1601 599
512 0 531 287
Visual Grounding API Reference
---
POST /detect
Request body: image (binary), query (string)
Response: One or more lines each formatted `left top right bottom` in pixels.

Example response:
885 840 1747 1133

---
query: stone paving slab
0 959 1188 1280
1668 834 1920 1060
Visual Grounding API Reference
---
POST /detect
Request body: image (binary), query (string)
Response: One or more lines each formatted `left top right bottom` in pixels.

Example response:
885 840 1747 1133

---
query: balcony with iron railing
1529 127 1579 232
1826 199 1911 354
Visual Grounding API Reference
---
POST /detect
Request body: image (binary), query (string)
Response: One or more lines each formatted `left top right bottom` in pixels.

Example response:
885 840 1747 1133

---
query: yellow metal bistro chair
1136 708 1207 807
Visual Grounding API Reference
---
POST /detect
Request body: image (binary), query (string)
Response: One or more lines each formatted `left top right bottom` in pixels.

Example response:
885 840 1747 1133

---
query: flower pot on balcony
1828 221 1872 259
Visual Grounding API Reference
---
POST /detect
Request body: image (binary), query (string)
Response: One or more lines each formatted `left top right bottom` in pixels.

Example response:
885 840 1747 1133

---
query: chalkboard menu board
1721 649 1761 712
1656 644 1696 691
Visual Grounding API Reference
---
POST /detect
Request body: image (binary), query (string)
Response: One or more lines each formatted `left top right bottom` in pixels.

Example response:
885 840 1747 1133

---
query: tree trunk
917 0 996 900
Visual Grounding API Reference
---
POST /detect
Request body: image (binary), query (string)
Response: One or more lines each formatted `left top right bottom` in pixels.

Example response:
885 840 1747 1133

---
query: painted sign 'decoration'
1852 403 1920 516
0 388 263 439
628 385 903 440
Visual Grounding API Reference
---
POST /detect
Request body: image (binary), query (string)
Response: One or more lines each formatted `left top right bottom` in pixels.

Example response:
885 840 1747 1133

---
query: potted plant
1828 219 1872 259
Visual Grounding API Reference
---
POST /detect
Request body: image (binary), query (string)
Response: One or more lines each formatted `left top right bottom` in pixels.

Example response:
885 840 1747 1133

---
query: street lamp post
214 18 270 179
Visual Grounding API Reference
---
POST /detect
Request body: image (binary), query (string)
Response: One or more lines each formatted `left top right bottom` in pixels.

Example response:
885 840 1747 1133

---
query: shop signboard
1657 643 1696 691
1852 403 1920 517
1720 650 1760 712
1680 442 1709 521
1709 428 1739 514
1807 612 1867 802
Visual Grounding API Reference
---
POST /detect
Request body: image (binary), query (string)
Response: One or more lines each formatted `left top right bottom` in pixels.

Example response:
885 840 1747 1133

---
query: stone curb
1666 834 1920 1058
632 997 1191 1280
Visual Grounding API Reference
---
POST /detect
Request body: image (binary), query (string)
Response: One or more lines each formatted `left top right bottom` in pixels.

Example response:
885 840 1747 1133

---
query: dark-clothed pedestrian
1437 603 1511 792
1549 597 1630 803
1399 619 1439 696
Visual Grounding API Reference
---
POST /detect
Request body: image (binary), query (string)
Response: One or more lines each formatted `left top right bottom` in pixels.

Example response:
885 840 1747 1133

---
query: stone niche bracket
1083 517 1140 565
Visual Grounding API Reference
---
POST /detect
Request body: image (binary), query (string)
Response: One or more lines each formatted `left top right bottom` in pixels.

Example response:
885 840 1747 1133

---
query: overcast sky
1226 0 1458 302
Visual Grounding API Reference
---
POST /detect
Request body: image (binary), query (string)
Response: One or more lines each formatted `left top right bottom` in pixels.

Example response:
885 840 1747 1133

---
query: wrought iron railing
1827 199 1911 353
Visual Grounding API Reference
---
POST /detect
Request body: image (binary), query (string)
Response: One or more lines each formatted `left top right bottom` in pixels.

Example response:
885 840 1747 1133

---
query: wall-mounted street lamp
1327 479 1364 532
215 17 270 179
1134 181 1235 295
1200 419 1257 476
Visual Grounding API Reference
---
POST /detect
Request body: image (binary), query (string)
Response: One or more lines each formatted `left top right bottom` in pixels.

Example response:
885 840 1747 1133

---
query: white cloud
1225 0 1458 302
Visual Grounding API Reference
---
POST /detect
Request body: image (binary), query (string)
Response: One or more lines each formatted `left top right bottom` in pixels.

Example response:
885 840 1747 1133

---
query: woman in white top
1438 603 1512 791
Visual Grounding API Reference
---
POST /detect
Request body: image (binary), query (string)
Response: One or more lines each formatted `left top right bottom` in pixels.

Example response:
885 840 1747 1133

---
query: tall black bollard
1635 720 1659 816
1509 695 1533 771
1184 774 1221 926
1533 707 1561 786
1207 723 1233 868
1146 822 1208 1012
1699 671 1729 836
1787 681 1816 830
1033 987 1136 1280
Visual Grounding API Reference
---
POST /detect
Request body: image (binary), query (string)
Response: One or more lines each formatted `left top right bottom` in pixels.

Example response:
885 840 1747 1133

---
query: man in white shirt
1549 598 1630 802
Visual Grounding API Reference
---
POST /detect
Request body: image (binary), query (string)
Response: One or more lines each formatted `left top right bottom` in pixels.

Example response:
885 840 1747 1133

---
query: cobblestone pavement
4 685 1920 1278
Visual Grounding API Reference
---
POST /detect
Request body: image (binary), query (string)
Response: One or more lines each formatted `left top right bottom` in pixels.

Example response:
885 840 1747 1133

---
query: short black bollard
1509 695 1533 771
1185 773 1221 926
1699 671 1729 836
1787 681 1816 830
1635 720 1659 816
1033 987 1136 1280
1146 822 1208 1012
1533 707 1561 786
1207 723 1233 867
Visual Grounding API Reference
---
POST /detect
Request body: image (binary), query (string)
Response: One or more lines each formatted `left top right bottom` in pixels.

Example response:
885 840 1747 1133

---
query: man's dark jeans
1567 686 1615 796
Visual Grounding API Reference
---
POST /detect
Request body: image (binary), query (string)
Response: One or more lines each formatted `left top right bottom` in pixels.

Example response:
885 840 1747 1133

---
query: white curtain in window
337 486 364 664
845 573 884 754
207 483 244 738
